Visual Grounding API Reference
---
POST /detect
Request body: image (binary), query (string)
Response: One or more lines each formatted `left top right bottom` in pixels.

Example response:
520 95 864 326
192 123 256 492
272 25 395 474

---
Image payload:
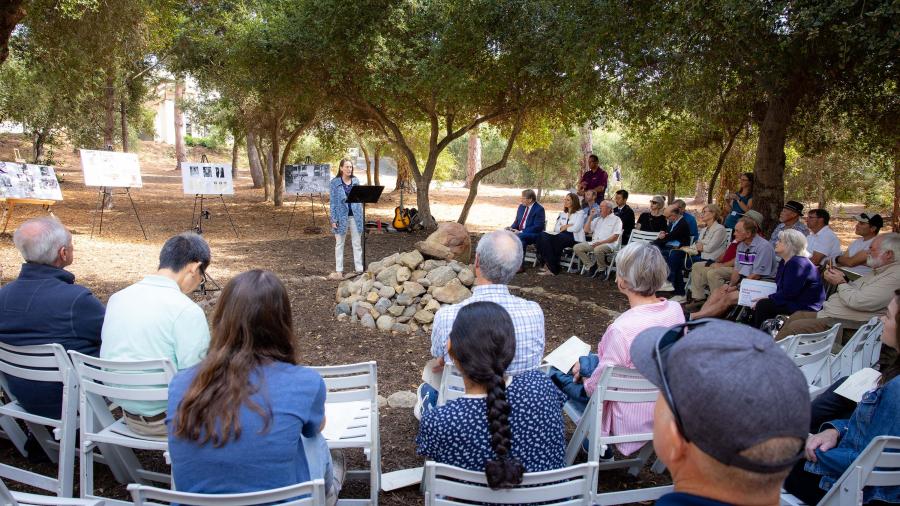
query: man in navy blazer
508 189 546 261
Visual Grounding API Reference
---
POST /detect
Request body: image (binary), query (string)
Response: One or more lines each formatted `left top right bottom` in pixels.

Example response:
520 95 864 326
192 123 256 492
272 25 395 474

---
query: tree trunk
693 180 706 205
103 72 116 149
174 78 185 171
752 87 804 235
359 143 372 184
231 132 241 179
893 140 899 233
579 121 592 174
246 130 264 189
707 119 746 203
395 153 412 192
32 128 48 163
373 144 381 187
120 99 129 152
271 119 283 206
458 113 524 224
465 125 481 188
0 1 25 65
264 141 274 202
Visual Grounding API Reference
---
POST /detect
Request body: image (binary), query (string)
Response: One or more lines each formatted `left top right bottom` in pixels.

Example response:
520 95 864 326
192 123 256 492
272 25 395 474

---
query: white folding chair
0 478 104 505
785 324 841 395
606 230 656 279
423 461 598 505
780 436 900 506
311 362 379 505
69 351 175 505
128 479 326 506
829 317 884 383
0 343 77 497
436 363 465 406
563 366 671 505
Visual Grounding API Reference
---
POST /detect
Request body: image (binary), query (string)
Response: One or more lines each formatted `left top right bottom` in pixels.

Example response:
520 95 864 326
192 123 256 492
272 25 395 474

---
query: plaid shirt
430 284 545 375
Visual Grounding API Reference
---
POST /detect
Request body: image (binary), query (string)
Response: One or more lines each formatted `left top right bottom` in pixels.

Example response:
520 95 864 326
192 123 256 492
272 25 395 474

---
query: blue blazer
329 176 364 235
511 203 546 235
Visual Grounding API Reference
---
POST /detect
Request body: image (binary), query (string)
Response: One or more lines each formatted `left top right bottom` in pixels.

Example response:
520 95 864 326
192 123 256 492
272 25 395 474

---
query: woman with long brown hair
166 270 341 502
536 192 585 276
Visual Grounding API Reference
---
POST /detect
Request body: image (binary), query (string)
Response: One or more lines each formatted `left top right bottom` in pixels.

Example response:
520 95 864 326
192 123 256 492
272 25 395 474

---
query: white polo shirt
590 213 623 247
807 225 843 265
844 237 875 276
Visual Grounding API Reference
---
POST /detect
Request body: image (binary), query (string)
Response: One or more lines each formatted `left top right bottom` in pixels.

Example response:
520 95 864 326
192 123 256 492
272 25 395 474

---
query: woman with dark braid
416 301 567 488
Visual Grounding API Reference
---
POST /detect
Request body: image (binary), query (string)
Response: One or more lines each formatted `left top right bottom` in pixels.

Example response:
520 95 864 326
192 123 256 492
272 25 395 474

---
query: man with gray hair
415 230 545 418
101 232 212 436
0 217 105 419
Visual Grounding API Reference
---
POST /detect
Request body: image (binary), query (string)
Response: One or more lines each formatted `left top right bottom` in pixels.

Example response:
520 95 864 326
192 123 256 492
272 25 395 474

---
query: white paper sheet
834 368 882 403
737 279 777 307
80 149 142 188
542 336 591 373
321 400 369 440
422 358 443 391
380 467 424 491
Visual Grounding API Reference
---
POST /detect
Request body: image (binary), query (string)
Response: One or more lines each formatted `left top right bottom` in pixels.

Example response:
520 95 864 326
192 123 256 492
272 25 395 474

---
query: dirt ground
0 134 868 503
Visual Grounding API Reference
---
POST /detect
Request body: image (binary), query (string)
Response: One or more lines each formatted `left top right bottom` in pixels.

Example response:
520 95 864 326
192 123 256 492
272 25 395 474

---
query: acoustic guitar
392 182 411 231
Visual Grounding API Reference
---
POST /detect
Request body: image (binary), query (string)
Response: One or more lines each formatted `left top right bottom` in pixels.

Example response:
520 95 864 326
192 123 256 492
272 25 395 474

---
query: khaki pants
689 264 732 300
124 412 167 438
573 242 616 270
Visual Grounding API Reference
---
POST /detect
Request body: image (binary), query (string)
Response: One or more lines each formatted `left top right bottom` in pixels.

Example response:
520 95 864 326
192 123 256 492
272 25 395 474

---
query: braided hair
448 301 524 489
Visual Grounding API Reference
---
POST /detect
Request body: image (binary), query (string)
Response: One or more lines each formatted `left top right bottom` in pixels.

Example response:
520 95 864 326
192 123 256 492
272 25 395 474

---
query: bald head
13 217 73 268
475 230 523 285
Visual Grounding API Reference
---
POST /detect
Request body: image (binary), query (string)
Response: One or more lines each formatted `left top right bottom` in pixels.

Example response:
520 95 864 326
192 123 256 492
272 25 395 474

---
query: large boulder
432 278 472 304
415 222 472 263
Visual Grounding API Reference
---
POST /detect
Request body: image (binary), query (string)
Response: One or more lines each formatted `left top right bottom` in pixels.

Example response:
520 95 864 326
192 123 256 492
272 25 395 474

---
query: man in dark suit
508 189 546 267
613 189 635 245
654 205 692 292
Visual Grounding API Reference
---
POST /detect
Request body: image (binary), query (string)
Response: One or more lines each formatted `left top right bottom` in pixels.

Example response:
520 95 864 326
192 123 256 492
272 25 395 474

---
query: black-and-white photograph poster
284 164 331 195
180 162 235 195
0 162 64 200
80 149 143 188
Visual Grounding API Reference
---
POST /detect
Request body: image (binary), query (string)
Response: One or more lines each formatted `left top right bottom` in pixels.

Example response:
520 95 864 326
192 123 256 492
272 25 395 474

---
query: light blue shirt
100 275 210 415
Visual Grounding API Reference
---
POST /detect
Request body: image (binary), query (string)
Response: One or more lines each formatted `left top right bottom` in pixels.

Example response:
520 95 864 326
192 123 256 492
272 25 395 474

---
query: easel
347 185 384 270
190 155 239 238
1 198 56 234
89 146 149 240
285 156 327 236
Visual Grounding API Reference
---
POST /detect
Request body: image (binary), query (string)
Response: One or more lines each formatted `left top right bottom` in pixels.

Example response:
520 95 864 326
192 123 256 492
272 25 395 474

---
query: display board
0 161 63 200
284 164 331 194
79 149 142 188
181 162 234 195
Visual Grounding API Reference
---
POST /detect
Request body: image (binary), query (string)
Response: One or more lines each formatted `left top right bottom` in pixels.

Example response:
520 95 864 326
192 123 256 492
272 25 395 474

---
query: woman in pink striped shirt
549 241 685 456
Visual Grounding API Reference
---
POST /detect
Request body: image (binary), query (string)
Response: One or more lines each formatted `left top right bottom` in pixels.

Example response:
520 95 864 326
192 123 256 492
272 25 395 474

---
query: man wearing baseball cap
769 200 809 249
835 212 883 276
631 319 810 505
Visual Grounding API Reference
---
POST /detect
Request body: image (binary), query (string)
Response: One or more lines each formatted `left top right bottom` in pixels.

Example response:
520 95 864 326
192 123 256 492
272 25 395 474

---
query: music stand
347 185 384 270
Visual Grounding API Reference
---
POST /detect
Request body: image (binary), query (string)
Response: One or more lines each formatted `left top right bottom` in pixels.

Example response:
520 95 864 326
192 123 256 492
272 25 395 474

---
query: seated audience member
572 200 622 277
417 301 567 486
751 229 825 328
508 189 546 262
687 210 765 304
805 208 842 266
578 154 608 200
667 204 728 302
770 200 810 248
613 190 635 244
549 242 684 456
101 232 212 437
776 233 900 340
784 290 900 504
419 230 545 414
635 195 667 233
655 205 692 292
723 172 754 229
673 199 699 242
631 319 810 506
0 217 105 419
835 212 882 276
168 270 342 504
536 192 585 276
726 216 778 287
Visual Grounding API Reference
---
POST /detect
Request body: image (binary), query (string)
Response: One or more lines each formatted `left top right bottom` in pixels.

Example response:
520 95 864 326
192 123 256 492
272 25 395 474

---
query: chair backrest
128 479 326 506
818 436 900 506
628 230 659 245
831 317 883 383
423 461 598 506
310 361 377 404
565 366 658 464
776 334 799 355
437 363 466 406
68 351 176 405
724 227 734 243
0 477 104 506
789 324 841 385
0 342 74 391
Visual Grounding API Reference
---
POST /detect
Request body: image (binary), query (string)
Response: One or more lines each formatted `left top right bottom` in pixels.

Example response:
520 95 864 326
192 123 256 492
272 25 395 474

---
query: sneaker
413 383 438 421
659 282 675 292
583 265 598 277
327 272 343 280
669 295 687 303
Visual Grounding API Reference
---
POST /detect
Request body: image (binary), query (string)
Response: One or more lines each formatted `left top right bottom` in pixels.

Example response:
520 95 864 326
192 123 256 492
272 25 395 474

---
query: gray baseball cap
630 319 810 473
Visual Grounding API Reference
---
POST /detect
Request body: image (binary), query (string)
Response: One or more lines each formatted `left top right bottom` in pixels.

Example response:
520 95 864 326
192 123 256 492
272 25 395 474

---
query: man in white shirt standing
805 208 843 266
573 200 623 277
101 232 212 437
835 212 882 276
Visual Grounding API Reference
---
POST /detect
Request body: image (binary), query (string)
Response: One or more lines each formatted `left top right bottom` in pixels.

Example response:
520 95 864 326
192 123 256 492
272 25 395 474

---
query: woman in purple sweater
752 229 825 328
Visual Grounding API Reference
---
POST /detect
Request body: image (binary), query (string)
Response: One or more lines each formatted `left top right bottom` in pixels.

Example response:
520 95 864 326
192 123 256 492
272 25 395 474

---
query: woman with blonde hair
751 228 825 328
669 203 729 302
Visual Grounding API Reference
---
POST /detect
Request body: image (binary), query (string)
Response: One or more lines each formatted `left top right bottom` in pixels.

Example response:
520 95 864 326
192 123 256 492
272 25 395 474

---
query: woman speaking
328 159 364 280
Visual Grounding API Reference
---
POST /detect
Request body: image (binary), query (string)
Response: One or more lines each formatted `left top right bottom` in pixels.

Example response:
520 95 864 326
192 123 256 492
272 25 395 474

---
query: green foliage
184 134 218 149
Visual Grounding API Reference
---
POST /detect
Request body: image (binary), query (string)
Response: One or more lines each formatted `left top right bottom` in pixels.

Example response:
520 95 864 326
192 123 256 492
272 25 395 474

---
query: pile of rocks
334 249 475 334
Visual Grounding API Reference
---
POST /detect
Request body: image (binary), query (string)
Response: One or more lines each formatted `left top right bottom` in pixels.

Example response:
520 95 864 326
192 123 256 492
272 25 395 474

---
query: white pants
335 224 363 273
